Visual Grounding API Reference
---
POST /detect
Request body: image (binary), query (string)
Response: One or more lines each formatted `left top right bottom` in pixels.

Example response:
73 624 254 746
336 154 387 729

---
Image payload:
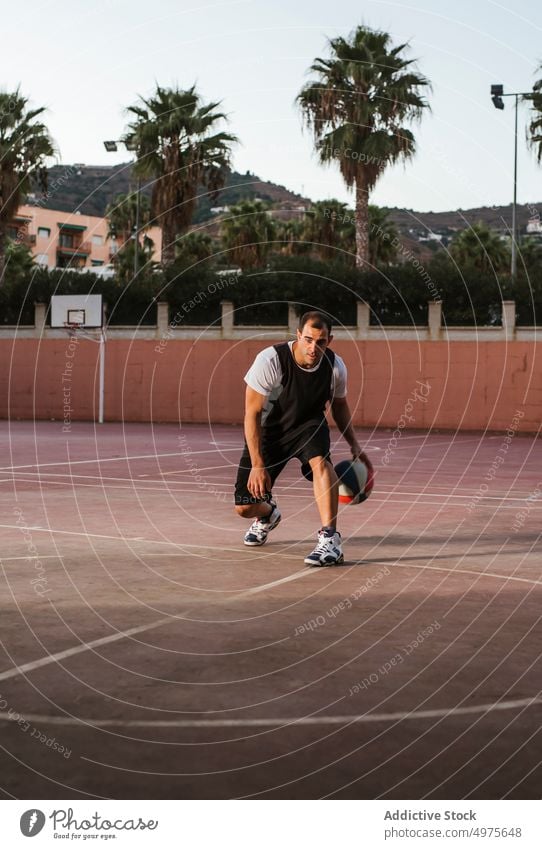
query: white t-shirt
245 342 347 424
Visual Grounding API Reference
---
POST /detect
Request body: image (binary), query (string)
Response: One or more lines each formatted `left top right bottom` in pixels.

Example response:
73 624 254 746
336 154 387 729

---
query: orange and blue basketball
334 458 374 504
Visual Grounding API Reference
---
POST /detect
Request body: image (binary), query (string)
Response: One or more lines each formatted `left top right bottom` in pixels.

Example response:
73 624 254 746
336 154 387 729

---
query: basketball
334 458 374 504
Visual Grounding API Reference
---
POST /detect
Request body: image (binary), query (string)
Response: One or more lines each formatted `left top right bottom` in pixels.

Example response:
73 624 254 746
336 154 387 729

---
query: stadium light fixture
103 138 142 279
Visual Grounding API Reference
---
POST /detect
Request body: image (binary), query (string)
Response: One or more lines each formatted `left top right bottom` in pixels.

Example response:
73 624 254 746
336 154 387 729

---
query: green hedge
1 254 540 327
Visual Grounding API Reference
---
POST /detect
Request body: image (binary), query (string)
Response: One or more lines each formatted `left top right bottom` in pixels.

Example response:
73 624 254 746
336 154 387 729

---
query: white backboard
50 294 103 328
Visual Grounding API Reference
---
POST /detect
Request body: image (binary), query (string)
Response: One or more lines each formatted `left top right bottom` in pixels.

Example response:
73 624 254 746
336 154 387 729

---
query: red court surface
0 421 541 799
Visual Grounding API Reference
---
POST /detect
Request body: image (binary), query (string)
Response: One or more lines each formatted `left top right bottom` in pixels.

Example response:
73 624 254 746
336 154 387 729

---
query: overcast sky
4 0 542 213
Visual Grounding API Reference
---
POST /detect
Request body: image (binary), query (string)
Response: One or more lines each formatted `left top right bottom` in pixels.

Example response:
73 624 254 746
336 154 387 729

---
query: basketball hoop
51 294 106 424
63 321 83 338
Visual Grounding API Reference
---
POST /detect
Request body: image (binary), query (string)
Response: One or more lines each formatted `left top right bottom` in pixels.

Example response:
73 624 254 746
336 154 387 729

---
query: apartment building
9 204 162 270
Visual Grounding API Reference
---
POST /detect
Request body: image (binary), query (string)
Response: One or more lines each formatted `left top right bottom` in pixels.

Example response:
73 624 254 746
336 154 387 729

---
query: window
92 234 104 246
91 260 104 267
38 227 51 239
36 254 49 267
59 232 74 248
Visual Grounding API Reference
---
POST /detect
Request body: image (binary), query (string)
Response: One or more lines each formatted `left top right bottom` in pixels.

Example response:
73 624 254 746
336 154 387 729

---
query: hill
28 162 541 244
29 163 308 221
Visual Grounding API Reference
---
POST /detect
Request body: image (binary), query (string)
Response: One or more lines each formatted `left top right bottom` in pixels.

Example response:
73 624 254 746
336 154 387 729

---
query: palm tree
125 84 237 266
527 67 542 162
106 191 151 242
0 88 55 279
303 199 355 261
368 205 398 265
297 26 430 268
516 236 542 274
450 222 510 274
274 218 309 256
221 200 276 268
114 234 157 286
175 230 218 267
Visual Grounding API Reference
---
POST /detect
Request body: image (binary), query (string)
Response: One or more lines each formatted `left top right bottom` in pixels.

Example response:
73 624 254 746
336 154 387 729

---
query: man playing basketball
234 311 372 566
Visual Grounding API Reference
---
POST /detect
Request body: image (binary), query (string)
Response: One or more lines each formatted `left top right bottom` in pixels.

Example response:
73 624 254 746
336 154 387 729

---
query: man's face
296 322 332 367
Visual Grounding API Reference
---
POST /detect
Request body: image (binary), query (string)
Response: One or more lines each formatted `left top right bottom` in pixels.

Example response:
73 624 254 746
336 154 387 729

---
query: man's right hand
247 466 272 500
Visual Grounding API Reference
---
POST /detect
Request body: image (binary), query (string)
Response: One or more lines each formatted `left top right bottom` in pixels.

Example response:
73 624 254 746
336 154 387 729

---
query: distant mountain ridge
29 163 308 222
29 162 539 238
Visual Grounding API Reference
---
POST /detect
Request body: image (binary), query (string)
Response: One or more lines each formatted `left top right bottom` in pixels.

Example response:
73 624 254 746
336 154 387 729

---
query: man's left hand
350 443 373 472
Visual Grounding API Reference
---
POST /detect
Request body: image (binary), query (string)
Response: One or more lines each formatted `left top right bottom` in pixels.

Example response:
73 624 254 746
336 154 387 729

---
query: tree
106 191 151 242
302 199 354 261
220 200 276 268
0 88 55 279
174 230 218 268
517 236 542 273
125 84 237 266
449 222 510 275
368 205 398 266
527 67 542 162
1 239 35 289
297 26 430 268
274 218 309 256
113 235 157 287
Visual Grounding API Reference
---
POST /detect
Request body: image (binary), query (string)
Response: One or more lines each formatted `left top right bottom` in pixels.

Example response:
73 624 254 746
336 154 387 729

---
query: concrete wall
1 335 540 432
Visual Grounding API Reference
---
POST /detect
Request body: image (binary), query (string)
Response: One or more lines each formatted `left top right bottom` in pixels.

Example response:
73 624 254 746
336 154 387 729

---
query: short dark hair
298 310 333 335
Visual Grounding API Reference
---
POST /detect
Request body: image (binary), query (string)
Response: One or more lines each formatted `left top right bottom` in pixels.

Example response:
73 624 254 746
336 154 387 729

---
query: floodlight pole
511 94 518 282
133 176 141 280
490 86 532 285
98 327 105 425
103 138 141 282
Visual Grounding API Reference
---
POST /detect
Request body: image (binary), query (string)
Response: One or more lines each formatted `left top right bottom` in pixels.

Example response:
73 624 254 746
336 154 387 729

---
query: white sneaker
243 501 281 546
304 529 344 566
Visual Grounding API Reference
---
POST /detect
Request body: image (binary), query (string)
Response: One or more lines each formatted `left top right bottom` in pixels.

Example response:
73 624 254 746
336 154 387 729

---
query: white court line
0 567 313 684
1 697 541 729
0 447 241 473
4 470 539 507
386 559 542 587
3 477 537 510
0 555 61 562
2 527 539 587
0 434 503 474
0 474 530 508
2 545 538 587
5 467 539 503
0 523 302 557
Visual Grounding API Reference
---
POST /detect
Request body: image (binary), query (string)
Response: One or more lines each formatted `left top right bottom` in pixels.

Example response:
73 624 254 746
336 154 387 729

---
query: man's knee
309 455 332 475
235 503 257 518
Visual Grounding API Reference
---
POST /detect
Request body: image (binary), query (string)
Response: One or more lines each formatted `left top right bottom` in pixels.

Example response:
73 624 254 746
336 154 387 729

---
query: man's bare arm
244 387 272 499
331 397 373 471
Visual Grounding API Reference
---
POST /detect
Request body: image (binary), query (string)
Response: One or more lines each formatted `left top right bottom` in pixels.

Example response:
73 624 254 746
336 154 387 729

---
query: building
8 204 162 270
526 217 542 235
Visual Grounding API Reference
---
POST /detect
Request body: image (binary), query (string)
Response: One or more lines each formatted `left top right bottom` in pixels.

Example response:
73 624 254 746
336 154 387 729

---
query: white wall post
428 300 442 340
288 303 298 335
221 300 234 336
34 302 47 335
502 300 516 340
156 301 169 339
356 300 370 339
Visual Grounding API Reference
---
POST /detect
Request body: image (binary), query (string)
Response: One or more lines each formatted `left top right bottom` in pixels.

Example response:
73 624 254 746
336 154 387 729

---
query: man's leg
308 455 339 528
234 444 284 545
304 455 343 565
234 503 272 520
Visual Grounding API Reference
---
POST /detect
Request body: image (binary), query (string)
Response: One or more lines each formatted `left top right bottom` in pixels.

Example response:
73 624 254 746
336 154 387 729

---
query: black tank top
263 342 336 443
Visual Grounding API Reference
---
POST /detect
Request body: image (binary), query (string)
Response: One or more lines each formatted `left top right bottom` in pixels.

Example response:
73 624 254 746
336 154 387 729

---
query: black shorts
234 423 332 505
